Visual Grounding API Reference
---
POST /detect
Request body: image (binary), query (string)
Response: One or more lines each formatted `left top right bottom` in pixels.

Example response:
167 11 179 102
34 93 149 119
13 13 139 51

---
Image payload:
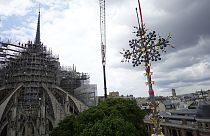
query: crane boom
99 0 107 98
99 0 106 65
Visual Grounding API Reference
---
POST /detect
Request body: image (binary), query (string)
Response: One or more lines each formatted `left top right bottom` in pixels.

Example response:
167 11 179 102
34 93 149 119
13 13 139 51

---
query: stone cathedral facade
0 11 96 136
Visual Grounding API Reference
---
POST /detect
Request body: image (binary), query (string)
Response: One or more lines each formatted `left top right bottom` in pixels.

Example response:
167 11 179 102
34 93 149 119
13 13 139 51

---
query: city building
108 91 135 100
172 88 176 97
0 12 96 136
208 90 210 100
144 89 210 136
109 91 119 97
145 103 210 136
97 91 135 104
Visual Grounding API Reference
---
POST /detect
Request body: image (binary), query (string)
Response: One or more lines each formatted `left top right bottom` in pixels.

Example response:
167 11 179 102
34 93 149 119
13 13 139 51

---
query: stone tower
172 88 176 97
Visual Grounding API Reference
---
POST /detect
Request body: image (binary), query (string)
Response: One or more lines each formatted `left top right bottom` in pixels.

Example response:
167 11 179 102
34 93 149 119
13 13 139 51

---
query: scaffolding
0 39 96 108
0 10 97 136
0 40 60 108
59 66 96 106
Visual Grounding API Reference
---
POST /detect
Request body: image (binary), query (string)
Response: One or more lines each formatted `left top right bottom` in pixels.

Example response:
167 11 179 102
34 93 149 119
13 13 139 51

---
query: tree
51 98 147 136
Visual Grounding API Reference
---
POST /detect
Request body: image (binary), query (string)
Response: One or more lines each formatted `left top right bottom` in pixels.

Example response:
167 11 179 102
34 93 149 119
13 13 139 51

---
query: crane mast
99 0 107 99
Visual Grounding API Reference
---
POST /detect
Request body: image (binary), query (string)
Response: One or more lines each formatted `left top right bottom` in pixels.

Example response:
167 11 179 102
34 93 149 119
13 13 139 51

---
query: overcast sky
0 0 210 97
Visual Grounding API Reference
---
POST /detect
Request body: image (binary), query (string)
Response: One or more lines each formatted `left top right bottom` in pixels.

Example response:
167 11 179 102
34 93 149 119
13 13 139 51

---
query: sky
0 0 210 97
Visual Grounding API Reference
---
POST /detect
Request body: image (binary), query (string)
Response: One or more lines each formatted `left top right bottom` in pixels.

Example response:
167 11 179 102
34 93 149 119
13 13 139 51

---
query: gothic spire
34 8 41 45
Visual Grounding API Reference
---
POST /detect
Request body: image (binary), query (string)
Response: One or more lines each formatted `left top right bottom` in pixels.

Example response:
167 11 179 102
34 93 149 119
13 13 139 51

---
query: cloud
1 0 210 97
151 36 210 94
155 36 210 72
0 0 33 16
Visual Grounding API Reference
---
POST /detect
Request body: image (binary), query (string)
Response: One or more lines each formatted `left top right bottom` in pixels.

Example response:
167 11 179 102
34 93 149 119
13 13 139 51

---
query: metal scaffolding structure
0 10 96 136
0 40 59 106
59 66 96 106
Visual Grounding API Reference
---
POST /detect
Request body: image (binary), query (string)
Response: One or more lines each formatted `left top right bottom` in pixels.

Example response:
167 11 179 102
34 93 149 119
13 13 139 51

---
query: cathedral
0 11 96 136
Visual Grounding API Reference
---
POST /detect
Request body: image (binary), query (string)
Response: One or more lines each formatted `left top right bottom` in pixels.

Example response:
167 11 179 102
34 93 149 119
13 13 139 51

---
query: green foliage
51 98 147 136
81 116 136 136
51 116 78 136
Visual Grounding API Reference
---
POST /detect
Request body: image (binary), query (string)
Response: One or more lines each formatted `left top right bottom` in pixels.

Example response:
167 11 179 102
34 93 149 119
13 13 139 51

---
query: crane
99 0 107 99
